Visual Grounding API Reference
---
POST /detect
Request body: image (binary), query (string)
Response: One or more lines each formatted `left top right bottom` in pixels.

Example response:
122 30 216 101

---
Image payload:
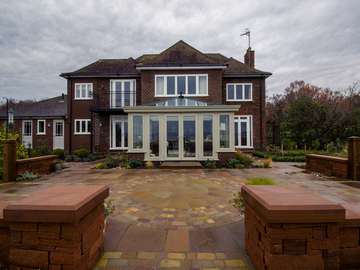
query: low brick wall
242 185 360 270
0 184 109 270
306 154 349 178
0 202 9 269
16 155 58 176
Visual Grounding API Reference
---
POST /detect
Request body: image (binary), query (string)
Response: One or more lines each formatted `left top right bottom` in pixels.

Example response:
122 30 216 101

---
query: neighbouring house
0 95 67 150
60 40 271 162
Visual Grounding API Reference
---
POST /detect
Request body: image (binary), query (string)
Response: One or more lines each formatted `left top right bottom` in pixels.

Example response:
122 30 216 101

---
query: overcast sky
0 0 359 100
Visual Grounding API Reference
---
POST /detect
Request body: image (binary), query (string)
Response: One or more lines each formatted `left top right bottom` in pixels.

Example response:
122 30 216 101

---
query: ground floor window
149 116 160 157
219 114 230 148
74 119 91 134
133 115 143 149
203 115 213 157
23 120 32 136
110 116 128 149
234 115 253 148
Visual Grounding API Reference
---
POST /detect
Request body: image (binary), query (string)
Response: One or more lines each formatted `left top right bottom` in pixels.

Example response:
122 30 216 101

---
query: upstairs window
110 80 136 108
75 83 93 99
37 120 46 135
226 83 252 101
155 74 208 97
74 119 91 135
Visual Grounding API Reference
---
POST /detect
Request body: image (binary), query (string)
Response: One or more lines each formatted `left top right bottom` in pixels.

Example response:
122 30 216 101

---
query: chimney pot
244 48 255 68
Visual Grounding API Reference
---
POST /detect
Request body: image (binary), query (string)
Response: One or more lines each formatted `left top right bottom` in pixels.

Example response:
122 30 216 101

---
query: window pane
124 81 131 106
38 121 44 133
183 116 196 157
115 122 122 148
56 122 63 136
244 85 251 100
133 115 143 149
227 85 234 100
236 85 243 100
124 121 128 147
81 84 86 98
88 84 93 98
115 81 122 107
156 76 165 95
150 116 159 157
75 85 81 98
81 121 86 133
167 76 175 95
199 76 207 95
235 121 239 146
177 76 186 95
219 115 230 148
167 116 179 157
188 76 196 95
203 115 213 157
76 121 80 133
241 121 247 146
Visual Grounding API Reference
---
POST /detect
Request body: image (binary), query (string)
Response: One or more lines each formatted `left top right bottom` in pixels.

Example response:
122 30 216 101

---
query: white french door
53 120 64 149
234 115 253 148
22 120 33 148
165 115 197 160
110 116 128 150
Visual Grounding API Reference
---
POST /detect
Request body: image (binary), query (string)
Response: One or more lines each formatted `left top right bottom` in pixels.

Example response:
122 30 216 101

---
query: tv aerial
240 28 251 48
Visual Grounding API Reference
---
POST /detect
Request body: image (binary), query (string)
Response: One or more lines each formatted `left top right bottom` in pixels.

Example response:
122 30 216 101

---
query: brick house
0 95 67 150
61 40 271 162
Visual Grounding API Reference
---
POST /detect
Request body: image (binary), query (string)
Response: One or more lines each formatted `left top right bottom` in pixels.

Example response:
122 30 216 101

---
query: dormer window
155 74 208 97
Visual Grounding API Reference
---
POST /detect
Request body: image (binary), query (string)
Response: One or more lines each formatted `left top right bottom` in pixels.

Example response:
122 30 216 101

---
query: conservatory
124 98 240 161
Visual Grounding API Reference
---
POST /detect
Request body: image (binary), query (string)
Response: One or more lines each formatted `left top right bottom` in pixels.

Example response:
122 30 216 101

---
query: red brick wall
223 77 266 150
306 154 349 178
16 155 57 175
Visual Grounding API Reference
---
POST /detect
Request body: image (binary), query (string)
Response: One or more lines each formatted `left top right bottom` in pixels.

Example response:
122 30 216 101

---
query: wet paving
1 161 360 269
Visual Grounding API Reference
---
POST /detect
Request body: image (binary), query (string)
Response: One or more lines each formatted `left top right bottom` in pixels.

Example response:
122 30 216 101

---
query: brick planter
16 155 58 176
1 184 109 270
242 185 360 270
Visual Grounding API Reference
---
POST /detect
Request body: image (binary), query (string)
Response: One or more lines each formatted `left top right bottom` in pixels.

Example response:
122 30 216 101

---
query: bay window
226 83 252 101
133 115 143 149
155 74 208 97
219 114 230 148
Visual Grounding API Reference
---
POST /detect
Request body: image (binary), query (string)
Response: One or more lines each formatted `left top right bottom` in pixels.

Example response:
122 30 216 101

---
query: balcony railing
110 90 136 108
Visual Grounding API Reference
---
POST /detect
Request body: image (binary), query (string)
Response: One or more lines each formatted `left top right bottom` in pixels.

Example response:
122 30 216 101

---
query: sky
0 0 359 100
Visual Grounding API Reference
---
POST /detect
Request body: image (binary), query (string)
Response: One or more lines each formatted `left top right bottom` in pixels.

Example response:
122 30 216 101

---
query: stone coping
306 153 348 163
3 184 109 223
16 154 58 163
241 185 346 223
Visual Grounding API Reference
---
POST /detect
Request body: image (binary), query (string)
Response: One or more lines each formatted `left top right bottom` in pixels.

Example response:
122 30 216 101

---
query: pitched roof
60 40 271 78
136 40 224 67
0 95 67 119
60 58 138 78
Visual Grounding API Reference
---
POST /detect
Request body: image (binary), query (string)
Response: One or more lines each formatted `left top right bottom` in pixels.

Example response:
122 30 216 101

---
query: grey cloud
0 0 359 100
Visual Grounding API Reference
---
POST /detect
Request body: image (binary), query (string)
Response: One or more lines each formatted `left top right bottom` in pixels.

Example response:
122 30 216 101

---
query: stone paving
1 161 360 269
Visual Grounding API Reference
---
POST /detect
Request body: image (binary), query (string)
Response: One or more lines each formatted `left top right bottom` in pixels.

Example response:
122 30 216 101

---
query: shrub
202 159 217 169
73 148 90 159
253 151 269 158
16 144 29 159
64 155 74 162
263 158 272 168
272 155 305 162
52 148 65 159
95 162 106 169
246 177 275 185
16 171 38 181
226 159 244 169
235 152 254 167
103 155 121 168
145 160 154 169
128 160 143 169
30 145 52 157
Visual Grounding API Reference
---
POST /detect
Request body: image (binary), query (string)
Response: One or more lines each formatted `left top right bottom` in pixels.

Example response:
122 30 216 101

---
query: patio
1 162 360 269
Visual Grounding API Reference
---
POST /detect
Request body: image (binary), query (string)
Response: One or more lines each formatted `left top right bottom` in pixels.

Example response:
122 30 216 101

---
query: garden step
160 162 202 169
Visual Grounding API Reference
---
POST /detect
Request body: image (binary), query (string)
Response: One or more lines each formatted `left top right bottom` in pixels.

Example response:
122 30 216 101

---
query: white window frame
74 83 93 100
155 74 208 97
110 79 136 108
226 83 253 101
74 119 91 135
110 116 128 150
37 120 46 135
234 115 253 148
22 120 32 136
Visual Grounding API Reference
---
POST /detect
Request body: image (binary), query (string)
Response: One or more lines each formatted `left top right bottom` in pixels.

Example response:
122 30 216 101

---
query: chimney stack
244 48 255 68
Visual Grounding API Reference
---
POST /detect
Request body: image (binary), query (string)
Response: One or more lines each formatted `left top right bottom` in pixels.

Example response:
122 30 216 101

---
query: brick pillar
3 139 17 182
348 136 360 180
